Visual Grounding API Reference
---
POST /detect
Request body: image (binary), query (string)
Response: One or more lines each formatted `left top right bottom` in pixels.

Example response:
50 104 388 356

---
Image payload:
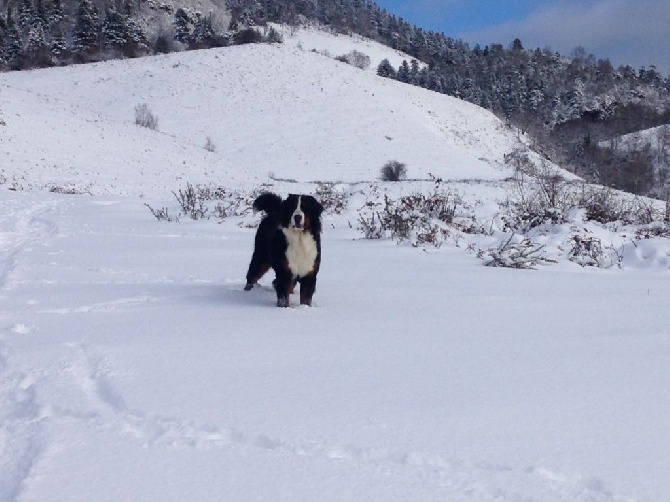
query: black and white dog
244 193 324 307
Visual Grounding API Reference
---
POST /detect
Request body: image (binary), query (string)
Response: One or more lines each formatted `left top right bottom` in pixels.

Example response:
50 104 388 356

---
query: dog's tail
252 192 282 215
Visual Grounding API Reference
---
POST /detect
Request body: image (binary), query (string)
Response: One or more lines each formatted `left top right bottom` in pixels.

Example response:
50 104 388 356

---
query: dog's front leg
273 268 293 308
299 274 317 306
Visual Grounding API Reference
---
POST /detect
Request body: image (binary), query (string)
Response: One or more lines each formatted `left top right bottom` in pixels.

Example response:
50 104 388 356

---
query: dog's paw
244 283 254 291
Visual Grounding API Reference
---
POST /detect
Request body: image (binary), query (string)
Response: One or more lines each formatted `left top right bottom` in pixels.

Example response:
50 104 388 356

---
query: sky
373 0 670 75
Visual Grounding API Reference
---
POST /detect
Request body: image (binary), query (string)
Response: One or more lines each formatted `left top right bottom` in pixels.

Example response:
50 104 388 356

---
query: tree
376 58 395 78
396 59 410 83
3 10 24 70
49 24 66 56
18 0 34 29
72 0 99 54
102 8 129 49
173 8 191 44
26 21 48 64
0 12 7 64
191 12 216 48
48 0 64 25
380 160 407 181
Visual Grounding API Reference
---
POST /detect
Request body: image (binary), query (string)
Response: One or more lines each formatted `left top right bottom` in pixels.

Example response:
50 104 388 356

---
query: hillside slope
1 36 526 197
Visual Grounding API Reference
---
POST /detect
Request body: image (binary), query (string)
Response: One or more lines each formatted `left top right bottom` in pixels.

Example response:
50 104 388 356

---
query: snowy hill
2 29 670 502
601 123 670 153
1 31 521 197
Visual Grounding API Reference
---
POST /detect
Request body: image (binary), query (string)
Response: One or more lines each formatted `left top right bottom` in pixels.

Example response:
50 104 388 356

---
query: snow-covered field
2 28 670 501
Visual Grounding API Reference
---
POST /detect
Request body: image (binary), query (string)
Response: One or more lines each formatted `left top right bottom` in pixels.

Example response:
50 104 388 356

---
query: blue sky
372 0 670 74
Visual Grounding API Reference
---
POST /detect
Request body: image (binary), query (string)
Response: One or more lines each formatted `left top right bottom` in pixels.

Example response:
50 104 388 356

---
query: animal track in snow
39 295 159 315
0 343 46 502
51 343 631 501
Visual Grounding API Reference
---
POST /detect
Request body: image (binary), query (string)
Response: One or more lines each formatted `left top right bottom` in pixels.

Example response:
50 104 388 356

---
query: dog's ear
305 195 324 216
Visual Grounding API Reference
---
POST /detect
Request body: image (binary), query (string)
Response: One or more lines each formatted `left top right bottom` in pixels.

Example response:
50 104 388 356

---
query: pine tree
49 23 66 55
191 12 215 47
33 0 48 30
48 0 64 25
376 58 395 78
0 14 7 67
3 10 24 70
26 21 48 63
72 0 99 53
173 8 191 44
102 8 128 49
396 60 410 83
18 0 34 29
125 17 145 50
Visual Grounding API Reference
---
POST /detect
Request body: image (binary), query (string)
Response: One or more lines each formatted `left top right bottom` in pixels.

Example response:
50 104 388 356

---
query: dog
244 192 324 307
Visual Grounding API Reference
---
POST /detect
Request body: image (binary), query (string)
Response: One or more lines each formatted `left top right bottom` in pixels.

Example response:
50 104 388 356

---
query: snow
2 29 670 501
1 35 517 197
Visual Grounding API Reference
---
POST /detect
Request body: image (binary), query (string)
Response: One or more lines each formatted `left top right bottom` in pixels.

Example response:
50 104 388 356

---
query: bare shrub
502 148 580 230
357 210 384 239
635 221 670 239
504 148 536 177
566 232 606 267
134 103 159 131
357 185 464 247
49 184 91 195
204 136 217 152
145 204 178 222
484 234 553 269
380 160 407 182
337 50 371 70
174 182 208 220
146 183 275 223
572 185 661 225
574 185 626 224
315 182 347 214
502 178 570 232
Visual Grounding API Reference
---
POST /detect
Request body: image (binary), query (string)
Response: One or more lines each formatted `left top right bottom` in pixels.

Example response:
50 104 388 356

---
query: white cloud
460 0 670 74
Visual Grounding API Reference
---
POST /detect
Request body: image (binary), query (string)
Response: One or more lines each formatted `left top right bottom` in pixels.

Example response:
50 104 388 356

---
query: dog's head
280 194 324 233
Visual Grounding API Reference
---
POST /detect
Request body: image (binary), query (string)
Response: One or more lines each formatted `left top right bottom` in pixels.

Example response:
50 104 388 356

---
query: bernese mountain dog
244 192 324 307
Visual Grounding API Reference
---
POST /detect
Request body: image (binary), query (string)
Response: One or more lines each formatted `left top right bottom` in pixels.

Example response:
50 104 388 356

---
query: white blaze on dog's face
289 195 306 230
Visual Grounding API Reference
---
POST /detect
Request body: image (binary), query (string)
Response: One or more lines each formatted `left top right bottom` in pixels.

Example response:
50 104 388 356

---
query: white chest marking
282 228 317 278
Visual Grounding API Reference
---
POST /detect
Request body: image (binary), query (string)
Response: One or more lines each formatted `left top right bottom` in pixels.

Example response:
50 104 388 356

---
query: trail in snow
0 195 63 502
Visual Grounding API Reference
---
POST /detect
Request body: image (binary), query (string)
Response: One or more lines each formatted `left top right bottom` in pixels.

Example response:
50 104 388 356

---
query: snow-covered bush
150 183 273 222
315 182 347 215
503 149 663 231
357 184 468 247
357 210 383 240
483 234 553 269
635 221 670 239
501 152 573 232
134 103 159 131
566 232 607 267
574 184 629 224
336 50 370 70
145 204 178 222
